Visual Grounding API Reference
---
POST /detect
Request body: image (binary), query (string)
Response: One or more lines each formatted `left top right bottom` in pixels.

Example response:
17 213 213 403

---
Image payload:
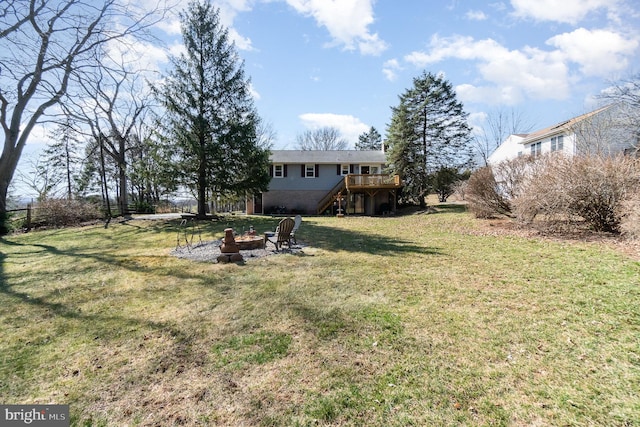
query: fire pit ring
234 235 265 250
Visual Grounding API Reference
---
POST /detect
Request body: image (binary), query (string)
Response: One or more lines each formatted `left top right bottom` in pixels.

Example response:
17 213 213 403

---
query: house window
530 142 542 157
273 164 284 178
341 164 350 175
305 164 316 178
551 135 564 152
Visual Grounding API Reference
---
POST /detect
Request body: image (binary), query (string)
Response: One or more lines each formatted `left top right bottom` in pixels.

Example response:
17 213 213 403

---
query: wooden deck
316 174 402 214
344 174 402 191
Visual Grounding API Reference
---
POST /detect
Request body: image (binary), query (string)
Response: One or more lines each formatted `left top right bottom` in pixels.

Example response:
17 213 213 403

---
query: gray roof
520 104 613 145
270 150 387 164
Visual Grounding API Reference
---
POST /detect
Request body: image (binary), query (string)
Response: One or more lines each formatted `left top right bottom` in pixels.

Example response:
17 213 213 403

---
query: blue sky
174 0 640 148
13 0 640 197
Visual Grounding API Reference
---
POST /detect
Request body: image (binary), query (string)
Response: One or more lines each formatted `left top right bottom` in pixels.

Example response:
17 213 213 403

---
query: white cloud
285 0 388 55
114 37 170 74
213 0 255 50
299 113 369 144
547 28 639 76
466 10 488 21
248 82 261 100
456 83 524 106
155 17 181 36
154 0 255 50
467 111 489 136
382 59 402 81
510 0 619 24
403 33 623 104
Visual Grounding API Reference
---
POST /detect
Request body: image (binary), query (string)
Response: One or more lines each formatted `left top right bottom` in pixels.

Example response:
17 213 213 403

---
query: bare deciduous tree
598 74 640 155
64 53 152 215
571 104 636 156
474 108 535 166
16 155 64 202
296 126 348 150
0 0 165 231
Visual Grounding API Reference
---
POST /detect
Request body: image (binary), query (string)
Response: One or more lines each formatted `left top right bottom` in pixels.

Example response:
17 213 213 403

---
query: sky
187 0 640 147
12 0 640 196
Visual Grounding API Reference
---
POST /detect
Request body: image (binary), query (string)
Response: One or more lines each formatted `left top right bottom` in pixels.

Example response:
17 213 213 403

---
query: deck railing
345 174 401 189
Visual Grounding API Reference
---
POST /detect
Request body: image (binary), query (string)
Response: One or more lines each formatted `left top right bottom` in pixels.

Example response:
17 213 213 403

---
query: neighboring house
488 104 638 165
246 150 402 216
486 134 528 165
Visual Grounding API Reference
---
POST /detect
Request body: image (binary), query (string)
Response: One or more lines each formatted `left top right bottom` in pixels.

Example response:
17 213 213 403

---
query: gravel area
171 239 306 263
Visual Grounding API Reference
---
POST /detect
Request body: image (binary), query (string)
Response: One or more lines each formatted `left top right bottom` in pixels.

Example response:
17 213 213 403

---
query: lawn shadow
300 222 443 256
433 203 468 214
0 236 215 406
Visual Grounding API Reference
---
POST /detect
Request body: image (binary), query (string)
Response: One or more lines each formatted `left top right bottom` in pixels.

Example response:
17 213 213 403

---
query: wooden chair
265 217 295 251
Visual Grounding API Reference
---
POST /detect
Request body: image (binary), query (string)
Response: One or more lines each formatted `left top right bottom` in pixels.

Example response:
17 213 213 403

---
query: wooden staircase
316 178 346 214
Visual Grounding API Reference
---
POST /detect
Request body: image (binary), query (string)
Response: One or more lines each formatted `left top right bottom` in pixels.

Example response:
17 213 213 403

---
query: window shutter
269 165 273 177
301 164 305 177
315 164 319 177
337 164 341 175
350 164 355 173
284 165 288 177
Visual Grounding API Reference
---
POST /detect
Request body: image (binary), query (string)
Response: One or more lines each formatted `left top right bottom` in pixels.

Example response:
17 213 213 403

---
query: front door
253 193 263 214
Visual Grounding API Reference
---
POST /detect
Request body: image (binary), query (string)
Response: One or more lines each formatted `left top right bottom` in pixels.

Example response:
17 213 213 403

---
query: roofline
520 104 614 145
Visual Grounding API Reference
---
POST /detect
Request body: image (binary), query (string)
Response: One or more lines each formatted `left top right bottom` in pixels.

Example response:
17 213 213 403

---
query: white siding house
488 104 638 165
487 134 527 165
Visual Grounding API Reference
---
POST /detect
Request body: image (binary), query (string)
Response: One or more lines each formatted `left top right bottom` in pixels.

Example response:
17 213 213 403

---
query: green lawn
1 209 638 426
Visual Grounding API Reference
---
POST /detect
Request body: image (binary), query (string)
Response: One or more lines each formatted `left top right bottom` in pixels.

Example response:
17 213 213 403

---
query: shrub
32 199 103 228
465 166 510 218
513 154 640 233
431 167 470 203
132 201 155 214
620 193 640 238
466 156 534 218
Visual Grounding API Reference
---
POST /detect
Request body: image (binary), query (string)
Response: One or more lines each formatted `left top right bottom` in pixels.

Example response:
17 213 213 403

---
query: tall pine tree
153 0 270 218
386 72 473 207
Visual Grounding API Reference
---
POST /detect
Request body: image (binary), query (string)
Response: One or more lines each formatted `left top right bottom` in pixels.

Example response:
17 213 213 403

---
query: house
488 104 638 165
246 150 402 216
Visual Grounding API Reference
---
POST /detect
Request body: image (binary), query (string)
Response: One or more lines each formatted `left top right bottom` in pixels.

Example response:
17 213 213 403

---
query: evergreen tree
386 72 473 207
356 126 382 150
43 120 82 200
153 0 270 218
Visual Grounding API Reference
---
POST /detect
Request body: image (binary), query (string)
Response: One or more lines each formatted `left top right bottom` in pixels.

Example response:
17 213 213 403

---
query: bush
466 166 509 218
469 154 640 233
32 199 103 228
513 154 640 233
132 201 155 214
466 157 533 218
620 193 640 238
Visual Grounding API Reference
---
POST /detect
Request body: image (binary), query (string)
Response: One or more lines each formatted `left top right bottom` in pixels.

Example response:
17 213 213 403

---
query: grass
0 208 639 426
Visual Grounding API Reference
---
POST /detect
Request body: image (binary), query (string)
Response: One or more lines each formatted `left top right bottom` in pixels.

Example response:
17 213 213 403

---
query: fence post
26 204 32 231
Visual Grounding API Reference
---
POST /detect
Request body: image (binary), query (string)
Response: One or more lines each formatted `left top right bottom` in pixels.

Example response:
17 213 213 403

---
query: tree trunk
119 158 127 215
0 131 26 232
197 136 208 219
99 136 112 218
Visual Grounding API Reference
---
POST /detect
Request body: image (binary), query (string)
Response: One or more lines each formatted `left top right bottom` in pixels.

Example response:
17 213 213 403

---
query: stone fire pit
235 234 264 250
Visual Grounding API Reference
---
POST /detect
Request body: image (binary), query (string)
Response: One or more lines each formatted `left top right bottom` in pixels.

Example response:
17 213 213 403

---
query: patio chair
291 215 302 244
265 217 295 251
